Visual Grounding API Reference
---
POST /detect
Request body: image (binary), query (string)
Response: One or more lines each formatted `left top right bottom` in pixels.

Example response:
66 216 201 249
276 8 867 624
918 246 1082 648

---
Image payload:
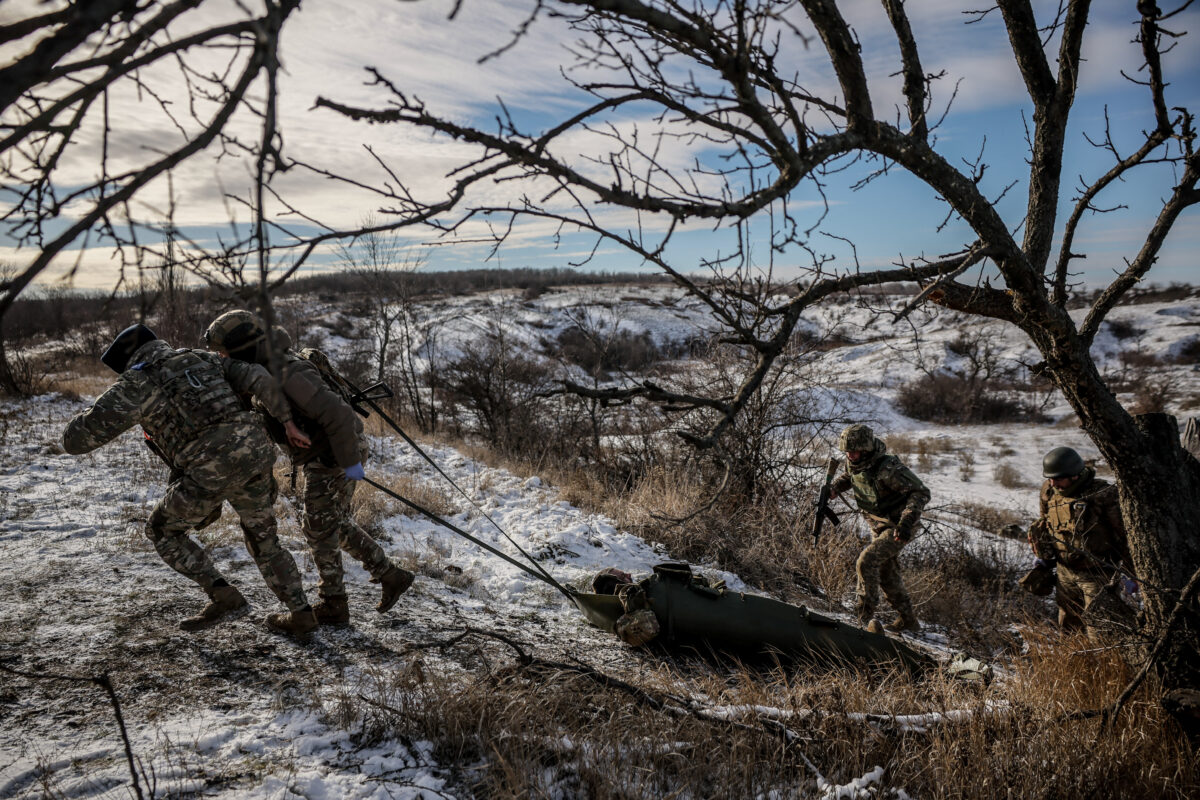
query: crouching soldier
63 324 319 637
1027 447 1136 641
204 311 414 626
830 424 930 633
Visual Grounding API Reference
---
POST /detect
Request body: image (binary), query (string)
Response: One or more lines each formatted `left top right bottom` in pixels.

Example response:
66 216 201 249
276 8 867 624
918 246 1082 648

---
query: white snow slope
1 285 1197 798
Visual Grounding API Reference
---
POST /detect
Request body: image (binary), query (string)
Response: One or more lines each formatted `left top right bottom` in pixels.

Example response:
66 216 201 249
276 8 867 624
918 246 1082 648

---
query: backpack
295 347 368 419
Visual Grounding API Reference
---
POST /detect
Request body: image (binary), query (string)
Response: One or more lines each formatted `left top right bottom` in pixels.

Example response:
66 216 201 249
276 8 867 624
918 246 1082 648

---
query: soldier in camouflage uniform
1027 446 1136 641
62 324 318 637
205 311 414 627
829 424 930 632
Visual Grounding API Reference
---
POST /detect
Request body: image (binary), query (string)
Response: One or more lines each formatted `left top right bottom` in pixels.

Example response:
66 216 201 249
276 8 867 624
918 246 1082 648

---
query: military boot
312 596 350 626
852 600 874 626
377 565 415 613
265 607 318 638
179 585 248 631
885 614 921 633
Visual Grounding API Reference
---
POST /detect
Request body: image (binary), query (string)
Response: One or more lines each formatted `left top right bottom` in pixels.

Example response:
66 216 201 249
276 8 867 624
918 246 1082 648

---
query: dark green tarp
573 565 935 675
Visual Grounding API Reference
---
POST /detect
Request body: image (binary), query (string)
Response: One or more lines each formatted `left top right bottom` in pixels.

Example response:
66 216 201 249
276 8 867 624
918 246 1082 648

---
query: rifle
811 456 841 544
143 432 181 483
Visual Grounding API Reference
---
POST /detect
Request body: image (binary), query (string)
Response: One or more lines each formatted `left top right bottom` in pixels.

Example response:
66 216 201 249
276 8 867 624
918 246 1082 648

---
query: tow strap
325 370 575 601
362 476 576 601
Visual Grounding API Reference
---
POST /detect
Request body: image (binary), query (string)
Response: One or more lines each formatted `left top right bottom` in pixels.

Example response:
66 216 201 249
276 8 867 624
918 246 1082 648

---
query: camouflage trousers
301 460 392 601
1055 563 1136 644
855 528 914 619
146 468 308 611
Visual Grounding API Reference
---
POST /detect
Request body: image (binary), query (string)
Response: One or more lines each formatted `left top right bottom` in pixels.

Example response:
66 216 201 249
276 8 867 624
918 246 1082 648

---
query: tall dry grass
330 628 1196 799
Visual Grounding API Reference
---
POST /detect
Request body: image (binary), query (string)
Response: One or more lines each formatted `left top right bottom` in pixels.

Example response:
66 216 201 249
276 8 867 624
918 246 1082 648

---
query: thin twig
0 663 145 800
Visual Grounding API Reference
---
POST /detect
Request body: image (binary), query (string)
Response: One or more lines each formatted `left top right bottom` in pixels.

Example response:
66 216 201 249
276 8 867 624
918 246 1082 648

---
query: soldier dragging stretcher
62 324 319 637
829 424 930 633
205 311 414 627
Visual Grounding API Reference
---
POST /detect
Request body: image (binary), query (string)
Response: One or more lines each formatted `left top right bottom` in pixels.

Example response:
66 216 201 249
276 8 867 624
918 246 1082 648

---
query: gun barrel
811 457 841 542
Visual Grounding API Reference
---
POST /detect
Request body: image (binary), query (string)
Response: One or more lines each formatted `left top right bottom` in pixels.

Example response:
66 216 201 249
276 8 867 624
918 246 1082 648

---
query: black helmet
101 323 157 373
1042 446 1085 479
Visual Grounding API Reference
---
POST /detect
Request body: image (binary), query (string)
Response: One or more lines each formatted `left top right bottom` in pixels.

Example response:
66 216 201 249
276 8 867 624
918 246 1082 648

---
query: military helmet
101 323 157 373
1042 446 1085 479
838 423 875 452
204 309 265 352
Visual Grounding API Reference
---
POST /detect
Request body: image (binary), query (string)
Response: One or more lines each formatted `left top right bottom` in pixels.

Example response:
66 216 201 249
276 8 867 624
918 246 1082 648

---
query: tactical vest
1043 476 1122 570
850 456 908 519
137 348 246 460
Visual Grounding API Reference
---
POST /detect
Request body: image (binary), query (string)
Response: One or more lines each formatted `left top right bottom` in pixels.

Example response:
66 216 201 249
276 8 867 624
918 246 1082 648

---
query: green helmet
838 423 875 452
204 310 266 352
1042 446 1084 479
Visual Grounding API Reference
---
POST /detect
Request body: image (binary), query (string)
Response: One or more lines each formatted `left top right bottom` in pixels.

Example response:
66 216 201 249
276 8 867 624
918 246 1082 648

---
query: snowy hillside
2 285 1197 798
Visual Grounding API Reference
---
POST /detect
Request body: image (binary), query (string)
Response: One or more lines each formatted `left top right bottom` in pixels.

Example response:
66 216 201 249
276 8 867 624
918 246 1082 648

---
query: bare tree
338 227 441 431
0 0 303 391
312 1 1200 714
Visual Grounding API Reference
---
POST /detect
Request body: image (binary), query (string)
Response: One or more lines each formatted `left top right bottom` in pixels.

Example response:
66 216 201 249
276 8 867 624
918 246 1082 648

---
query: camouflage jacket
1028 469 1131 573
63 340 292 473
832 440 930 535
248 334 363 469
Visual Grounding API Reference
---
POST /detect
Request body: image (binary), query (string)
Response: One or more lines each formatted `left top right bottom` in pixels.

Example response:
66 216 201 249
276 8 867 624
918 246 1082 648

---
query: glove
1034 558 1054 570
1122 578 1139 595
344 462 365 481
894 524 913 543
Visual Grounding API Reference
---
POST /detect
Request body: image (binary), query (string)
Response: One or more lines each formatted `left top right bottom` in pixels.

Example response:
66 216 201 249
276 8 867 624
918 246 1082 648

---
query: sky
1 0 1198 292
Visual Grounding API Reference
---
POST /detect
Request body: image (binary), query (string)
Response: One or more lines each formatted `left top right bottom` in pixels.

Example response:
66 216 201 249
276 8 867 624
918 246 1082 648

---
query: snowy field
1 285 1197 798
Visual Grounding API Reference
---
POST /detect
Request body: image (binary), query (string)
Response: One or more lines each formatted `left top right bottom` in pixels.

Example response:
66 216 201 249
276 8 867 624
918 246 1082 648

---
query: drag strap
362 476 575 602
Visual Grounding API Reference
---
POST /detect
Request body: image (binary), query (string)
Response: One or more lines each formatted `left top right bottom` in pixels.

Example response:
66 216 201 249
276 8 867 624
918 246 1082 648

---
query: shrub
1172 336 1200 365
949 500 1028 533
896 373 1042 424
555 325 663 375
1128 373 1180 415
1106 318 1143 341
992 461 1031 489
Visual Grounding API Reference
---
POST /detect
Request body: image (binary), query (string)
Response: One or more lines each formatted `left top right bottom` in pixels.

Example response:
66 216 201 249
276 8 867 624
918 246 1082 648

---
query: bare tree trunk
1111 415 1200 690
1026 321 1200 715
1183 418 1200 460
0 327 16 396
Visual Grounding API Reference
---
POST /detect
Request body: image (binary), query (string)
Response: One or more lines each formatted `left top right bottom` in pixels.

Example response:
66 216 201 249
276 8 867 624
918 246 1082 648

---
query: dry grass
352 471 455 529
992 461 1032 489
885 433 956 457
949 500 1029 535
331 628 1197 799
48 354 113 399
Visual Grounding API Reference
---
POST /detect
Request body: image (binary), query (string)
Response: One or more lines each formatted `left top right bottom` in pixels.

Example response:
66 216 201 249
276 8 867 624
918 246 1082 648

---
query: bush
992 461 1031 489
1106 318 1143 341
555 325 663 375
897 373 1041 424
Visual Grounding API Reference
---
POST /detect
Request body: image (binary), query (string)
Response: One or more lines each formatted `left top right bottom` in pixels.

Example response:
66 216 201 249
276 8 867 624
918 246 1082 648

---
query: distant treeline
278 266 669 301
3 266 1192 345
1 267 671 344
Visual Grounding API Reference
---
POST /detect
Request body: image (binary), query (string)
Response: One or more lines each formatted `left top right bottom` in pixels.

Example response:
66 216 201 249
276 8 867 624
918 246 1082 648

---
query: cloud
8 0 1196 292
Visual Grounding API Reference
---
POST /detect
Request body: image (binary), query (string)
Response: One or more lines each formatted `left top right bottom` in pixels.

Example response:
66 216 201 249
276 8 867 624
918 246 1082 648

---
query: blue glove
1034 558 1053 569
344 462 365 481
1122 578 1139 595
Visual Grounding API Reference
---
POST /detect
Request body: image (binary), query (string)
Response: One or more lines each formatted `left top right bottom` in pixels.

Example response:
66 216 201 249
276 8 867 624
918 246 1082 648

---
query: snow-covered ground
2 285 1197 798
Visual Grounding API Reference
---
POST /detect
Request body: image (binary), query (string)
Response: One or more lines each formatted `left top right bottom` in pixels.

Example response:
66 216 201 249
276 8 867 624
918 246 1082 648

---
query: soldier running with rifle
827 424 930 633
